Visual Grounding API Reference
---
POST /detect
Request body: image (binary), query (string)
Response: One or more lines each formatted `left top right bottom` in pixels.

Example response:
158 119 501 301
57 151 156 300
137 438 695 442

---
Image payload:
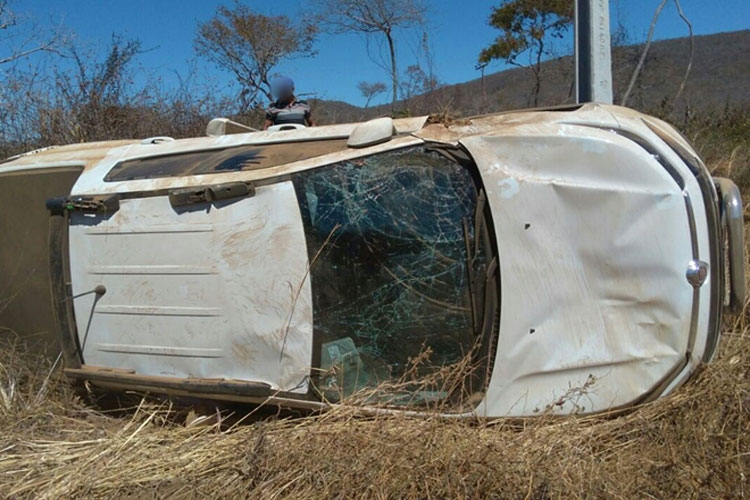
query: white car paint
68 182 313 393
0 104 735 417
462 125 708 416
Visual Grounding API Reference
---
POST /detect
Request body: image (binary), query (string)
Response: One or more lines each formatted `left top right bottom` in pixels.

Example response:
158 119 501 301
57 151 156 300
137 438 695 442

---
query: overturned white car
0 103 744 417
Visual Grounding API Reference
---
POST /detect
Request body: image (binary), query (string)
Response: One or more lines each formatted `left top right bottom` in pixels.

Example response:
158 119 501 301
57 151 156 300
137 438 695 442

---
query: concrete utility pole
475 61 489 107
575 0 613 104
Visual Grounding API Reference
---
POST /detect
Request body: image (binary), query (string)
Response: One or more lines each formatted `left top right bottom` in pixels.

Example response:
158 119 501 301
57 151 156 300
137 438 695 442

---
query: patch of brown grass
0 306 748 499
668 107 750 196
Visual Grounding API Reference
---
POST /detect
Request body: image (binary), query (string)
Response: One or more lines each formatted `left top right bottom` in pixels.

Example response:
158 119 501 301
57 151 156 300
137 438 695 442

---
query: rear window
104 139 348 182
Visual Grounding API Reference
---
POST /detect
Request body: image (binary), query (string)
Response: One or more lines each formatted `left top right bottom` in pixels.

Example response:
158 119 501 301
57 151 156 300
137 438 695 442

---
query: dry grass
0 313 748 499
663 107 750 196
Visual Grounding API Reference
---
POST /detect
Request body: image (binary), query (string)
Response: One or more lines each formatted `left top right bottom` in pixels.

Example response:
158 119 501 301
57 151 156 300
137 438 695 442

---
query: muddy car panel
0 104 743 417
461 122 711 415
67 181 314 394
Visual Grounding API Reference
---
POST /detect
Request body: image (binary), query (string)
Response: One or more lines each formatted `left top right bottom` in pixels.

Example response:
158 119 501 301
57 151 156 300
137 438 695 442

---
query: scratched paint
1 103 729 416
68 182 314 393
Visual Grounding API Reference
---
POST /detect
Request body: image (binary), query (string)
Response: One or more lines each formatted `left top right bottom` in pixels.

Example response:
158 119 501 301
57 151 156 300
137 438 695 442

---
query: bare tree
620 0 694 110
314 0 427 113
671 0 694 107
0 16 233 158
399 64 438 102
416 31 439 94
39 36 147 144
0 0 62 65
478 0 573 107
357 81 387 109
0 1 66 156
621 0 668 107
195 4 317 110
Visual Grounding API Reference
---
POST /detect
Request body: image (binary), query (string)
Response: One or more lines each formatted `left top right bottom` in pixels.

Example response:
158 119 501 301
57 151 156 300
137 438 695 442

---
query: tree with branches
39 36 146 144
478 0 573 107
195 4 317 110
621 0 694 110
314 0 427 113
399 64 438 102
0 0 63 65
357 81 387 109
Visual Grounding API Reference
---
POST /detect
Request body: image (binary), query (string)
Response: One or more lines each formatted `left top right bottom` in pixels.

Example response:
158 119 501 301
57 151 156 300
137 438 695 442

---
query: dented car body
0 103 744 417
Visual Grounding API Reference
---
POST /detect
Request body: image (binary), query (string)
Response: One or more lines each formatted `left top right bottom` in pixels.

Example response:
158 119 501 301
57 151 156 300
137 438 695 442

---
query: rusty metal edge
64 366 327 411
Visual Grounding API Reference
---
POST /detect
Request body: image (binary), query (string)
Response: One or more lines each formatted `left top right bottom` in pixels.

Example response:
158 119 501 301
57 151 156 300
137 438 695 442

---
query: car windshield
292 146 499 408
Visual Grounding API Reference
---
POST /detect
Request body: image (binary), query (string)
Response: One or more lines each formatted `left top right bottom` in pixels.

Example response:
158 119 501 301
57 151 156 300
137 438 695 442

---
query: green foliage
479 0 573 65
479 0 573 106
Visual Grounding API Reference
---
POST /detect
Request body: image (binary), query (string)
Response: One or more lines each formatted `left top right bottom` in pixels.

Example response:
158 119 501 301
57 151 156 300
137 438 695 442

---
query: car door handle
169 181 255 207
46 194 120 215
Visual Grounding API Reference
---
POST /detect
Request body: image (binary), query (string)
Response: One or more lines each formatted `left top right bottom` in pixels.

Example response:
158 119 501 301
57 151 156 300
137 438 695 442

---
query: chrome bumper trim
714 177 746 309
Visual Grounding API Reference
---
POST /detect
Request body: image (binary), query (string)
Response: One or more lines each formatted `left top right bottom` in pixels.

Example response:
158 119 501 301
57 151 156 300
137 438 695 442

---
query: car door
67 177 313 395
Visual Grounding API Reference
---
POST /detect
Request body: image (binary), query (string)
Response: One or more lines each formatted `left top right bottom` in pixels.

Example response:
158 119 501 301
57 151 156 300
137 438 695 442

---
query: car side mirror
348 117 396 148
206 118 257 136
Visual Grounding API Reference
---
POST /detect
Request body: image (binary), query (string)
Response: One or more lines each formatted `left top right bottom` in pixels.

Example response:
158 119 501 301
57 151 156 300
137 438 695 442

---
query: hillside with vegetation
2 29 750 158
330 29 750 120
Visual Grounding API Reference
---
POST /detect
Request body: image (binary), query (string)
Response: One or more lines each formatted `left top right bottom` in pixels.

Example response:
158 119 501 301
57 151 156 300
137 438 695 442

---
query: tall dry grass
661 107 750 196
0 304 748 498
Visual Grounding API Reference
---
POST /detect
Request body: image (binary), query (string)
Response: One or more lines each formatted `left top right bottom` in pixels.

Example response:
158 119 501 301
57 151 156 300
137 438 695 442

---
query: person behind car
263 76 315 130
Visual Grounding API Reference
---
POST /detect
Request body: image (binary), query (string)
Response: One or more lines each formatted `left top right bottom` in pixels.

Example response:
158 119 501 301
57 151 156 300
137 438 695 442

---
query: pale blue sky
10 0 750 106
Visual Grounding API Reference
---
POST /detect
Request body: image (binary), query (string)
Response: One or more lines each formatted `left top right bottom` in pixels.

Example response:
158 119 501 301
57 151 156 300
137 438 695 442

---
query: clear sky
9 0 750 107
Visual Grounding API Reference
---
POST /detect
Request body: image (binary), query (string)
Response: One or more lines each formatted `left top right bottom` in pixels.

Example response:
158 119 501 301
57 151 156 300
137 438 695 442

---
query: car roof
0 116 430 174
1 103 687 178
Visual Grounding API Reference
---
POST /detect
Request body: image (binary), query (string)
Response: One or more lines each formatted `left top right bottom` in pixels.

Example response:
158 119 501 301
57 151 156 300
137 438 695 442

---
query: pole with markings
575 0 613 104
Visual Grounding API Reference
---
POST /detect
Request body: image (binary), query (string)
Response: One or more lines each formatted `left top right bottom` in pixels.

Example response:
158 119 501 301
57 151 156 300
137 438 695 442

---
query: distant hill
311 29 750 122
